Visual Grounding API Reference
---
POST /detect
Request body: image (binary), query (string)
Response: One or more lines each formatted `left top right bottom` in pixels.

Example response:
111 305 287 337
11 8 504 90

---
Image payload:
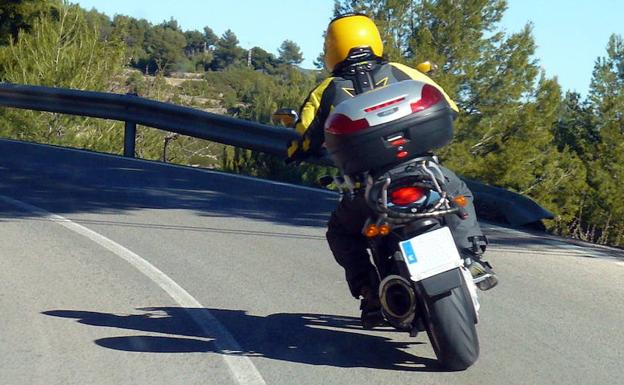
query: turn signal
379 224 391 236
453 195 468 207
364 224 380 237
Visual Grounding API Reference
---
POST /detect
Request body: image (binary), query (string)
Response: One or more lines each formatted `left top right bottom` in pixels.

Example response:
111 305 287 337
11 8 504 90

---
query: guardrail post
124 121 136 158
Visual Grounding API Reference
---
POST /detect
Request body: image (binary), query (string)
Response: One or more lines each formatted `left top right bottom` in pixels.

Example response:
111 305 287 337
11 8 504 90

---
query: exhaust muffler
379 275 417 329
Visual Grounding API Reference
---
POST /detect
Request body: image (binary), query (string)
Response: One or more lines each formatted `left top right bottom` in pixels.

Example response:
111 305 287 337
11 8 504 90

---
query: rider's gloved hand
285 139 311 165
285 152 311 165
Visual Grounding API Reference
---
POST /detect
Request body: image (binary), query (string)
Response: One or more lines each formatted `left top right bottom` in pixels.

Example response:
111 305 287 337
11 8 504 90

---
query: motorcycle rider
287 13 498 328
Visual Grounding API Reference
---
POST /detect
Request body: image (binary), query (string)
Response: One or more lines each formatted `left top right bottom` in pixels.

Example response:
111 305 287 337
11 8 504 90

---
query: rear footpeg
472 273 493 284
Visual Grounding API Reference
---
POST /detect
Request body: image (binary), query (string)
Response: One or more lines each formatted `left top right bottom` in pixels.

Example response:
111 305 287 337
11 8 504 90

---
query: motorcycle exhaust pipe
379 275 417 323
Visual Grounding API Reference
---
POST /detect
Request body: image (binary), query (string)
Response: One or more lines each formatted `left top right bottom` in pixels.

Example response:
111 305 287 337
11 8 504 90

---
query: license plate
399 227 463 281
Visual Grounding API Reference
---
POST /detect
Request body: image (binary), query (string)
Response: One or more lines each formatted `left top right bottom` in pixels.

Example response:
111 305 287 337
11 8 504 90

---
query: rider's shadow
43 307 440 372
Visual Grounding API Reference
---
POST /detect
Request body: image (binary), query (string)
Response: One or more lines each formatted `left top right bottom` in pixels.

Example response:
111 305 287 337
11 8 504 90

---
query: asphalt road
1 139 622 385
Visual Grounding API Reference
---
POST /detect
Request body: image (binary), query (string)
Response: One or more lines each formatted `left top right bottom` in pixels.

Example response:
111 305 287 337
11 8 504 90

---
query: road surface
1 139 622 385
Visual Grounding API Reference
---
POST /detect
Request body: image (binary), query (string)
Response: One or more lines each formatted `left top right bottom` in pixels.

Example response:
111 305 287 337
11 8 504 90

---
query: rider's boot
467 255 499 291
359 286 384 329
464 236 498 291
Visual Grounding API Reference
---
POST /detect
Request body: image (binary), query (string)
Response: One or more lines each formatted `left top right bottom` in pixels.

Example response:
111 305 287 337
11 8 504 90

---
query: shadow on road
43 307 441 372
0 140 336 228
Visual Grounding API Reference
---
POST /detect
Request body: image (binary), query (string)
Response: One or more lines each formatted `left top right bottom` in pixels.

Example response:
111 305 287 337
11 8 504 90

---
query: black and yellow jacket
288 60 459 159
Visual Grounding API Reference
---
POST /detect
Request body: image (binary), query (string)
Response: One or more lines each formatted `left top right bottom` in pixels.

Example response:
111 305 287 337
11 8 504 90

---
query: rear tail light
410 84 443 113
325 113 369 135
391 186 426 206
364 96 406 112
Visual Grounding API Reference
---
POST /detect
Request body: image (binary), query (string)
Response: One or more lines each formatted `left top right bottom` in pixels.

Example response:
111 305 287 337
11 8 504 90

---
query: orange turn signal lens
379 224 391 236
364 224 380 237
453 195 468 207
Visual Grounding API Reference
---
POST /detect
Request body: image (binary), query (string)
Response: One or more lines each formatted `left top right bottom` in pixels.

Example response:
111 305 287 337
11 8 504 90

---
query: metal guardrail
0 82 554 226
0 83 299 157
464 179 554 226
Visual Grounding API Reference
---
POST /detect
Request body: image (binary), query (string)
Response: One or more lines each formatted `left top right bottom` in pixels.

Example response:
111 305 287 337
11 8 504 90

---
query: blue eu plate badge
401 241 418 264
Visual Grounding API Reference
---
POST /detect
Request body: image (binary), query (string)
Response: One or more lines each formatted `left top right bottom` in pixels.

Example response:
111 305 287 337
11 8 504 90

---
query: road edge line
0 194 266 385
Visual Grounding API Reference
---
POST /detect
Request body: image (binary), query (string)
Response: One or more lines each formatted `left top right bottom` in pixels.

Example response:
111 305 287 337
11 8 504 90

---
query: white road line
483 224 624 263
490 246 623 262
0 194 266 385
489 247 590 257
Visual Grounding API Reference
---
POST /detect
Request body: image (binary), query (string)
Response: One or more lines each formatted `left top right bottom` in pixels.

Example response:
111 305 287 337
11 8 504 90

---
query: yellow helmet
324 14 383 72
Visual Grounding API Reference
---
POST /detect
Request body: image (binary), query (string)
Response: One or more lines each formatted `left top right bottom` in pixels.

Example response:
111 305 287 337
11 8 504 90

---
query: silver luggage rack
364 159 460 224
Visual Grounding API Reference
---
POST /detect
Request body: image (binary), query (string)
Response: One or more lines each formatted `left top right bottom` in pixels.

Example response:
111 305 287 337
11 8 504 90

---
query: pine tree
0 0 56 46
278 40 304 65
142 21 188 74
203 27 218 48
0 1 126 151
211 30 245 70
112 15 150 69
184 30 206 56
582 34 624 244
250 47 278 71
553 92 598 159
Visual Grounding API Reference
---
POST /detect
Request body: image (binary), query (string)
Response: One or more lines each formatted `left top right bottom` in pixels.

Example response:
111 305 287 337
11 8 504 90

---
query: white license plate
399 227 463 281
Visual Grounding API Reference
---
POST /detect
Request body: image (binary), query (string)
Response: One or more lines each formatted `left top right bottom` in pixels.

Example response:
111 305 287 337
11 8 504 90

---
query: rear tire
425 283 479 371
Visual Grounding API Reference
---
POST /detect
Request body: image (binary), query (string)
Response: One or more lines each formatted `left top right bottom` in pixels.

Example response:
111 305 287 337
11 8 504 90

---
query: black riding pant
326 165 485 298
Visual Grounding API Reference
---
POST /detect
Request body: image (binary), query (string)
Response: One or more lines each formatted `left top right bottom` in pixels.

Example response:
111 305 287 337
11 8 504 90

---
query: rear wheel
424 283 479 371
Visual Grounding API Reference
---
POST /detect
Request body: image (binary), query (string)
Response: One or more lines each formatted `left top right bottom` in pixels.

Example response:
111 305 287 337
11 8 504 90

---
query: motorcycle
276 78 482 370
323 157 481 371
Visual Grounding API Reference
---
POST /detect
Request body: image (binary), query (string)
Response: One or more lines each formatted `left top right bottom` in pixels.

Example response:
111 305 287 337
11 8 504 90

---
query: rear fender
420 267 479 323
420 267 463 297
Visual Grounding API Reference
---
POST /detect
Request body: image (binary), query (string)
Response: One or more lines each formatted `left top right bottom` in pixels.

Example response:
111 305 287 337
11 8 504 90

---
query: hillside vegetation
1 0 624 247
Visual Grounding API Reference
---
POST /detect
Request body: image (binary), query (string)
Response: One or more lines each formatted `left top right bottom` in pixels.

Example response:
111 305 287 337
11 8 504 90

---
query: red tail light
391 186 426 205
364 97 406 113
410 84 443 113
325 113 369 135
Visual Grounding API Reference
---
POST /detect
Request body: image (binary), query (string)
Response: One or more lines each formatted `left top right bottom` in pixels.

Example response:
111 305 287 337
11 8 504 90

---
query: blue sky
74 0 623 96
